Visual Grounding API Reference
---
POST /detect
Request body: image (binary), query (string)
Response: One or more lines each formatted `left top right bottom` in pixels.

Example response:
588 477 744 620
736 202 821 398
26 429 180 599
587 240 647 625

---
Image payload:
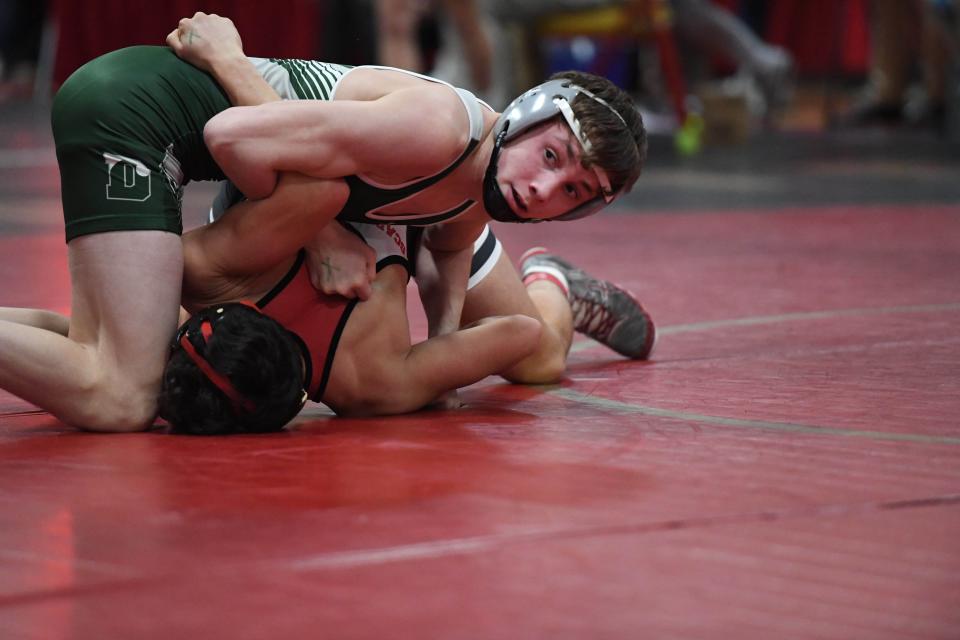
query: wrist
209 52 252 82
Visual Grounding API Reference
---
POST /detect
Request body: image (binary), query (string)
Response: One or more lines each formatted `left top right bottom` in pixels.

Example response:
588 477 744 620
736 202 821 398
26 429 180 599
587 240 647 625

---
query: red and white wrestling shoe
520 247 656 359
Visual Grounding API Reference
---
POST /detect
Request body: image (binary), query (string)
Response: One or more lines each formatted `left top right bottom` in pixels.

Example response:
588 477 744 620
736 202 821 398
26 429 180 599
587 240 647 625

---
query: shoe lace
571 283 618 341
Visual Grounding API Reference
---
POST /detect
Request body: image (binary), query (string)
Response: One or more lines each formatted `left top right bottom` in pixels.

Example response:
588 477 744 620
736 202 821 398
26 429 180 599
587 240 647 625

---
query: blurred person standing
670 0 794 112
376 0 494 99
836 0 952 128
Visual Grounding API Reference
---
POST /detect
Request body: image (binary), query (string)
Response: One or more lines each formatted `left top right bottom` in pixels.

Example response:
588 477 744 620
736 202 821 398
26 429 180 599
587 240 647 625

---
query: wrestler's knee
69 376 160 432
500 326 567 385
501 349 566 385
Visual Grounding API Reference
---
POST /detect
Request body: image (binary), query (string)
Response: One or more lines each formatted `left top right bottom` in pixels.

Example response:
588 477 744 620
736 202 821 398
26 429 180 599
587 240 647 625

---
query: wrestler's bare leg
460 250 572 384
0 308 69 335
0 231 182 431
462 244 656 383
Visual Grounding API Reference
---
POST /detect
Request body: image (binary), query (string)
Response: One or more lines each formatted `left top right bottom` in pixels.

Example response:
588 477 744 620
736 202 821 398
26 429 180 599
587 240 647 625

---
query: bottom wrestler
163 216 540 434
164 214 655 435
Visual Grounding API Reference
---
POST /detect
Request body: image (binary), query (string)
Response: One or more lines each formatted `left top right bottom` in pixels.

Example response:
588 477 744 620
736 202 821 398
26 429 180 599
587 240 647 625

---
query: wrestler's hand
166 12 245 74
304 223 377 300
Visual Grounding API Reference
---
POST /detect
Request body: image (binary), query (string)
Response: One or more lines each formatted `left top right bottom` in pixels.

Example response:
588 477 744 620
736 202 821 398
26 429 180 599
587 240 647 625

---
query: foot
904 90 946 131
520 248 655 359
832 96 904 128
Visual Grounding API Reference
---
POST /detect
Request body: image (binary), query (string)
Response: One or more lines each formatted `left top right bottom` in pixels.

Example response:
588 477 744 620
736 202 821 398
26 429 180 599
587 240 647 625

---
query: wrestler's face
496 119 603 221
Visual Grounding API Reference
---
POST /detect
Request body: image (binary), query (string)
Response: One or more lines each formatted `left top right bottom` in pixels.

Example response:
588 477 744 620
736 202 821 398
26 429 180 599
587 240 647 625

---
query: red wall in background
51 0 322 84
711 0 870 76
766 0 870 76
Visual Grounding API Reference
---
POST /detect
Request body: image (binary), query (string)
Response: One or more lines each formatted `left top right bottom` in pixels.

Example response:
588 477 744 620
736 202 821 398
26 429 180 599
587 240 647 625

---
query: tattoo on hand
322 257 339 281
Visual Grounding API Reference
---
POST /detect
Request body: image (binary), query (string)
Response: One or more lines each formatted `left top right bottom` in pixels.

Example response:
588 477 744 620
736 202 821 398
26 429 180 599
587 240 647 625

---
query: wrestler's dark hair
158 304 307 436
550 70 648 195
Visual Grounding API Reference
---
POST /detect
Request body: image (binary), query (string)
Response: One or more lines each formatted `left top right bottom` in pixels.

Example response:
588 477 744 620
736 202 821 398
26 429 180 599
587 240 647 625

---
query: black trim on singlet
403 226 493 282
337 136 481 225
256 250 307 309
377 254 411 275
253 220 362 309
406 227 424 279
314 253 409 399
471 228 498 275
252 244 409 402
314 298 359 401
385 200 476 227
338 219 365 240
288 330 314 403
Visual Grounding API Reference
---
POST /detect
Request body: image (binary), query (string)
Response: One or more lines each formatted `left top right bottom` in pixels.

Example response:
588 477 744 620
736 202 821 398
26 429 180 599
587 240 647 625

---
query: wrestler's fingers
165 29 182 52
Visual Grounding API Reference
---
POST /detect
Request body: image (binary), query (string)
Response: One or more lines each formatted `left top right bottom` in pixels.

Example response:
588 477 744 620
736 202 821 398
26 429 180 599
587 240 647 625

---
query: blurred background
0 0 958 219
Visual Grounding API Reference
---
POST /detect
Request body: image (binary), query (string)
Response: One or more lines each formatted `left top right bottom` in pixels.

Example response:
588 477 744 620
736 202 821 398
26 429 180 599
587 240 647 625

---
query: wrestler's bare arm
182 172 350 307
417 218 486 338
204 86 466 199
400 314 541 412
0 308 69 335
334 312 542 417
169 13 466 198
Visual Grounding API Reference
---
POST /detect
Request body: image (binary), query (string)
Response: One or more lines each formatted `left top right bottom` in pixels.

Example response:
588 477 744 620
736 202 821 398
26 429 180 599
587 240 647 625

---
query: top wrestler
0 12 646 432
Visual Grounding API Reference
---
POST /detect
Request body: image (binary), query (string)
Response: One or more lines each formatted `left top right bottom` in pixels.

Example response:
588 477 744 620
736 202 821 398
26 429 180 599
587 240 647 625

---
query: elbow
204 108 276 200
203 112 243 179
203 109 241 159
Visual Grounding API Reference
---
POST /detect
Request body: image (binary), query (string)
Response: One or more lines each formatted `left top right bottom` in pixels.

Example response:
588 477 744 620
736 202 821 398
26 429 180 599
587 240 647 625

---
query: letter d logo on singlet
103 152 152 202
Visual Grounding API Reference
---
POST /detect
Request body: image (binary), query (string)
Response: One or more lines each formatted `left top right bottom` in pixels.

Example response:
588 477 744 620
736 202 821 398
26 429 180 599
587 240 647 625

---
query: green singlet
51 46 231 241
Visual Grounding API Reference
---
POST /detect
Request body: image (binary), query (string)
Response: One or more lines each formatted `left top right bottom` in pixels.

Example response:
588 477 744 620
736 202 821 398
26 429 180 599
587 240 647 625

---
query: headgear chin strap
485 78 628 223
483 129 534 224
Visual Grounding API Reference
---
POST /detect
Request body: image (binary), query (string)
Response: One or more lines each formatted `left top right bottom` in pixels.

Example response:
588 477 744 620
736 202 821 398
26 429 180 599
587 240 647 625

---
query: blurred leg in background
0 0 46 101
375 0 432 72
835 0 951 128
670 0 794 113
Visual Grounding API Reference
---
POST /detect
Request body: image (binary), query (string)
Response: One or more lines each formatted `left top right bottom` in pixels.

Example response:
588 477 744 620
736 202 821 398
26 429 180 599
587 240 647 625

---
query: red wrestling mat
2 204 959 638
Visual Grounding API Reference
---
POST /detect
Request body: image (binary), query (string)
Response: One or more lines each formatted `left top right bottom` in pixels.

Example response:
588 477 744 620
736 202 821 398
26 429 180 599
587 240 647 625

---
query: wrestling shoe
519 248 655 359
